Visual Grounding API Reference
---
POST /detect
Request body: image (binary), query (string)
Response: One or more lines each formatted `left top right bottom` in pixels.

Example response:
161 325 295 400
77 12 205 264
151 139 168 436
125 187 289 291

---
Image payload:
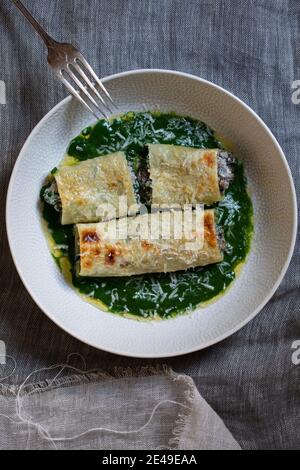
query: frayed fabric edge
0 364 170 396
165 370 196 450
1 364 196 448
0 364 196 450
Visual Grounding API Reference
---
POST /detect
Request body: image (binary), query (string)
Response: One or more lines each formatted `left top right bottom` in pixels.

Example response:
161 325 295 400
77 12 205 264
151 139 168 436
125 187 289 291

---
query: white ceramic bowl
6 69 297 357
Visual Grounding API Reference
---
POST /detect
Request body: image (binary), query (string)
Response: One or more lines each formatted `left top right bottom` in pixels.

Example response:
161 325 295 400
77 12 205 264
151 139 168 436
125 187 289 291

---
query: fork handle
12 0 57 48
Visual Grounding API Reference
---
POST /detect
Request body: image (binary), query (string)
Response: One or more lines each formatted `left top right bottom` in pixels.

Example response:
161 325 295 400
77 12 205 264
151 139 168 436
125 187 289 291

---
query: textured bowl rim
6 69 298 358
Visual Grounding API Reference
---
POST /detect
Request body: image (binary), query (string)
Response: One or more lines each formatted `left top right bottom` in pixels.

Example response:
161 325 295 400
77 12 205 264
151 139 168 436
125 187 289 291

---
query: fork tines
57 51 116 120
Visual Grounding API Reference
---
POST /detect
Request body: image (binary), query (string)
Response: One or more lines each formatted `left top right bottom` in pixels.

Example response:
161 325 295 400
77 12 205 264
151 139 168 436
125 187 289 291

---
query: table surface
0 0 299 450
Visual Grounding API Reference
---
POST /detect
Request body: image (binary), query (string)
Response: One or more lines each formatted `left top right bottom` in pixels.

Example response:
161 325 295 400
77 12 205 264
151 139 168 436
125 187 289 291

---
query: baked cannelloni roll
75 209 223 277
148 144 234 206
54 152 137 225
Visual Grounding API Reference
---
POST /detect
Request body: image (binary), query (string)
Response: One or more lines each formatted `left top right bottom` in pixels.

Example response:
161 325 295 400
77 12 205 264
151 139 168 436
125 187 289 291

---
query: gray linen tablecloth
0 0 299 449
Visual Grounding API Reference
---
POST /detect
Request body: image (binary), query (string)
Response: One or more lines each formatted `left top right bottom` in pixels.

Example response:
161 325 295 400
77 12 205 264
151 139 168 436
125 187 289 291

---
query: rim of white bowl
6 69 298 358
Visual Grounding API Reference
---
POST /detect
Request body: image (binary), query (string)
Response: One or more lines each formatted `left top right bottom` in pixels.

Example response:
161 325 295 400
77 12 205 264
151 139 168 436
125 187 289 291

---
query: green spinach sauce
41 112 253 319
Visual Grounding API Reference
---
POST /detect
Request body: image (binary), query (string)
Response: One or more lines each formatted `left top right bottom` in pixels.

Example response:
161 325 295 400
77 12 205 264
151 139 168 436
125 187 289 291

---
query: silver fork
12 0 116 119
